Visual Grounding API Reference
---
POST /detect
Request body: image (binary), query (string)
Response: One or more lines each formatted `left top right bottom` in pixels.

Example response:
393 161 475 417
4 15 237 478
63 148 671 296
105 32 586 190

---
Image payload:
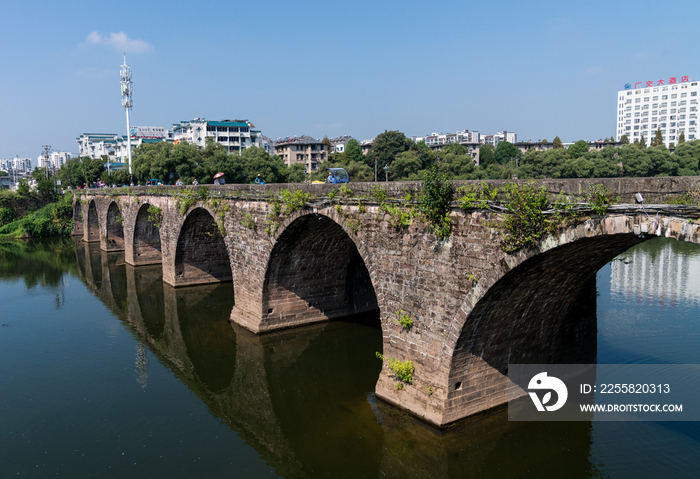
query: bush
421 167 453 239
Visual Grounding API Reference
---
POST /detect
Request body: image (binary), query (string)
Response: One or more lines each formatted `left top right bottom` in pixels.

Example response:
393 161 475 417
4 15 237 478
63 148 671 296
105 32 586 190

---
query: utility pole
42 145 51 180
120 54 133 175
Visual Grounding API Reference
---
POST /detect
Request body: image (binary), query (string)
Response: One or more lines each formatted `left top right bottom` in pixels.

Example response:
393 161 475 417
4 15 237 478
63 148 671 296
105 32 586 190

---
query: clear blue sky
1 0 698 160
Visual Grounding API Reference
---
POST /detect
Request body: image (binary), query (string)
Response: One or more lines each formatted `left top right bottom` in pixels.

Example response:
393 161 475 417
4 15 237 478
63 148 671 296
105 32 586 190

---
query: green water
1 237 699 478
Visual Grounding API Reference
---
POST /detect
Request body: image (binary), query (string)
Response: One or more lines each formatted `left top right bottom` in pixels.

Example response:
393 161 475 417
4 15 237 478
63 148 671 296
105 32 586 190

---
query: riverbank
0 191 73 239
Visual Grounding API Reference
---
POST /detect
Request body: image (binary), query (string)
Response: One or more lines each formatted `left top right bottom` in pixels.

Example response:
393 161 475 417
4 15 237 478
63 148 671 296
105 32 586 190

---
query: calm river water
1 236 700 478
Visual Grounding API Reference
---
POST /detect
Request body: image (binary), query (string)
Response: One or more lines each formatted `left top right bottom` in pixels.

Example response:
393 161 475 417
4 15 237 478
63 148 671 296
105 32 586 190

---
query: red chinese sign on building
630 76 690 90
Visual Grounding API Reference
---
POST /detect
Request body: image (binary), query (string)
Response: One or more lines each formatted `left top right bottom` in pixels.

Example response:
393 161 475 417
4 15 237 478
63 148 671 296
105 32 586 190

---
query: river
1 236 699 478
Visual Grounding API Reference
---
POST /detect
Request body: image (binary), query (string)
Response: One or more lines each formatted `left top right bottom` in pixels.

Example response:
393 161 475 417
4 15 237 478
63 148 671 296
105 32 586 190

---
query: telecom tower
120 54 133 174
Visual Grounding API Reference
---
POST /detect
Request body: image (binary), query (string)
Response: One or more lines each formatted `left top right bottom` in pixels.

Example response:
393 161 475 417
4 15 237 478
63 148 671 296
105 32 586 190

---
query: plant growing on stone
338 183 353 198
280 189 313 215
376 352 414 388
147 205 162 228
370 185 388 203
395 310 413 330
380 202 414 229
501 182 556 253
346 218 361 234
420 167 453 239
583 184 616 215
457 182 499 210
243 213 255 230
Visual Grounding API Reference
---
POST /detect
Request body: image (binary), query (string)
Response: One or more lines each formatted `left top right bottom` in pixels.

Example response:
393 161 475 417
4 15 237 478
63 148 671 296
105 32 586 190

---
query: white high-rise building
616 75 698 147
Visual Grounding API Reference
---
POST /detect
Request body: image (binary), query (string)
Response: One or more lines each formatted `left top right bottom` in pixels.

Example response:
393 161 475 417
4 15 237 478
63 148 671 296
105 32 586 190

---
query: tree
321 136 332 154
0 170 7 176
651 129 664 147
620 134 630 144
678 131 686 145
390 151 422 180
494 141 522 166
81 158 105 185
478 144 495 167
345 139 363 164
365 130 413 179
639 135 647 149
552 136 563 149
568 140 589 158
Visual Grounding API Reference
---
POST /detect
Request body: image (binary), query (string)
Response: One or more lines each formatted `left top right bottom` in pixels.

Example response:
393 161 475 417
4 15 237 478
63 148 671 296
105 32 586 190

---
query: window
692 92 698 97
671 94 678 99
681 93 687 97
653 96 659 101
653 103 658 108
643 105 649 109
651 124 657 129
644 97 650 102
662 95 668 100
635 113 640 117
626 113 631 118
661 110 667 114
635 105 641 110
635 98 641 103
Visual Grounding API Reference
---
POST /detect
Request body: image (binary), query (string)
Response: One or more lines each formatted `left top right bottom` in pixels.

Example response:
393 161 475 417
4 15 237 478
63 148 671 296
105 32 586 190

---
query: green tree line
319 131 700 181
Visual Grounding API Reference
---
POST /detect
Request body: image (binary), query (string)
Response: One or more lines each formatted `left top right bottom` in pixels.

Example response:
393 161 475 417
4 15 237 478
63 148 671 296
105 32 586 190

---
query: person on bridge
255 174 265 185
192 178 199 186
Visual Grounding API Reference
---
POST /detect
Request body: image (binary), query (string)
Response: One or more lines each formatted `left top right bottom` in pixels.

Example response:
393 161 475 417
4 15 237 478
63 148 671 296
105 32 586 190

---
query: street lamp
383 164 389 182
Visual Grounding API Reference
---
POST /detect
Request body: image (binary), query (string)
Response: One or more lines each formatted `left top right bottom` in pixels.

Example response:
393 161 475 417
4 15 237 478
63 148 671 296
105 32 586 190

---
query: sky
1 0 699 161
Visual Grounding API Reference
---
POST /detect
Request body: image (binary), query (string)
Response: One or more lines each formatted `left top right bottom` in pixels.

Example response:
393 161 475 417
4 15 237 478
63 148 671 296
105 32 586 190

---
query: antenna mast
120 54 133 174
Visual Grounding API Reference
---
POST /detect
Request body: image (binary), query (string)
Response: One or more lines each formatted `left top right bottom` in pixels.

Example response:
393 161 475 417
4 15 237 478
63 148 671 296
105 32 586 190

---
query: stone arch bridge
73 177 700 427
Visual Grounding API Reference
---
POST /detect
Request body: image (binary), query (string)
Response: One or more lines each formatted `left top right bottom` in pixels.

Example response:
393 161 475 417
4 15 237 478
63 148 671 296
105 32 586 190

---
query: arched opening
133 203 162 264
105 202 124 250
86 200 99 243
444 233 651 422
174 208 232 286
73 202 84 236
262 214 378 330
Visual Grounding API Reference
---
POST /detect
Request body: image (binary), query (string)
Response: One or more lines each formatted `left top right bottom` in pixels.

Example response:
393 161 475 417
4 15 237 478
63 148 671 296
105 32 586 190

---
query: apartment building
274 136 328 172
172 118 261 152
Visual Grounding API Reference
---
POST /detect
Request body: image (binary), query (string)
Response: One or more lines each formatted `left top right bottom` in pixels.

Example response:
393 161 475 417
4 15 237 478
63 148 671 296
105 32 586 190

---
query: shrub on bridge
420 167 453 239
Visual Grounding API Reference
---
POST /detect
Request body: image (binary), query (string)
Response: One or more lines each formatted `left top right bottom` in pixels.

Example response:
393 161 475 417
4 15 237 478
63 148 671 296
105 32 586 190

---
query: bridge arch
85 200 100 243
258 209 380 332
131 203 162 264
439 214 700 424
105 201 125 251
166 206 232 287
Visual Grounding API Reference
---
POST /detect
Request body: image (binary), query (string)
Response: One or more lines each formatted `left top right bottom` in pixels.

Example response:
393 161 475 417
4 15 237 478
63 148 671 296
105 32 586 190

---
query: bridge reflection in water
73 237 598 478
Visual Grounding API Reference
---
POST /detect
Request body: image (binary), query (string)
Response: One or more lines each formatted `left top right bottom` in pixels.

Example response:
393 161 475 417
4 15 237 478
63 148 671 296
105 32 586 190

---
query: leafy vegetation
0 194 73 239
395 310 413 330
376 352 414 389
420 167 453 239
147 205 163 228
